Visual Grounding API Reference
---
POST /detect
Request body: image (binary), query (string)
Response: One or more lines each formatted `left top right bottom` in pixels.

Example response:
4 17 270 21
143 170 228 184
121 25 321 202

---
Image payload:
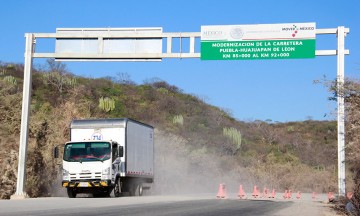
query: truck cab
54 118 153 198
60 140 123 197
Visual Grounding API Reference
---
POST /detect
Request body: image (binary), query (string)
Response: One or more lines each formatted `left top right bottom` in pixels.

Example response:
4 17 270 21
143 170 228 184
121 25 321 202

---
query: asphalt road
0 194 332 216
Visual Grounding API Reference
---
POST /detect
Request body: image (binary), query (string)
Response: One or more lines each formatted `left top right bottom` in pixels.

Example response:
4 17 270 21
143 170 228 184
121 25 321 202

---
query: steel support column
337 26 346 197
11 33 34 199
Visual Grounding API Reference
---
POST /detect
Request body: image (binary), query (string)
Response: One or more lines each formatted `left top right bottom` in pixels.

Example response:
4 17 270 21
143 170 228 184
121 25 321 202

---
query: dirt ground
259 193 344 216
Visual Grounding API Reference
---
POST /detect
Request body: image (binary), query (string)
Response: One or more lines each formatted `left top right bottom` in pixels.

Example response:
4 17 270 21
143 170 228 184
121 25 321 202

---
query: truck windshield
63 142 111 162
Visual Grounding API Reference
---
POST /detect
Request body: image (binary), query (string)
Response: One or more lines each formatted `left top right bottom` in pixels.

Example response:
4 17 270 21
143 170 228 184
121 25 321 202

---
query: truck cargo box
70 118 154 179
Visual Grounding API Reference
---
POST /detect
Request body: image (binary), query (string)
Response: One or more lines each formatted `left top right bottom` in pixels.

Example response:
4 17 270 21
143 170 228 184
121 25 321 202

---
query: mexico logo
230 27 244 39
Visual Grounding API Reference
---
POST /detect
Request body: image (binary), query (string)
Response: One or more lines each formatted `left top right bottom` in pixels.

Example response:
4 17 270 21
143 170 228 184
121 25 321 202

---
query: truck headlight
103 167 110 175
63 169 69 181
102 167 111 180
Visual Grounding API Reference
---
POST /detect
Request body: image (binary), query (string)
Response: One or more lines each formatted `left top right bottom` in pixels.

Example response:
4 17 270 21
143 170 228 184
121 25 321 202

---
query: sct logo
91 132 103 140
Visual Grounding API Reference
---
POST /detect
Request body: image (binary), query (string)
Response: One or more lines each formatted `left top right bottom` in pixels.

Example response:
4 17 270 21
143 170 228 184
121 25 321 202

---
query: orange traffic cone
288 190 292 199
216 183 228 199
296 191 301 199
237 184 246 199
252 186 259 198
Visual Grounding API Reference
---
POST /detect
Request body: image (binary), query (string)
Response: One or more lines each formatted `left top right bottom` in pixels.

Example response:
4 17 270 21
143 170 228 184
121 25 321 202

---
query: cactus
6 64 14 69
287 126 295 132
223 127 242 150
3 76 17 85
173 115 184 125
0 69 5 76
67 77 77 87
157 87 169 95
99 97 116 112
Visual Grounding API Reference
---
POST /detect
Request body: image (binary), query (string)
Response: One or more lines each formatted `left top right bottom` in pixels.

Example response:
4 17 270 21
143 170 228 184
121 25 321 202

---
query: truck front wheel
114 178 122 197
67 188 76 198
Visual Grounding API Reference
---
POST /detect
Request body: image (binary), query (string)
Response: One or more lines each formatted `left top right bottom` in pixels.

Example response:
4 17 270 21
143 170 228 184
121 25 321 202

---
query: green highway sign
201 23 316 60
201 39 316 60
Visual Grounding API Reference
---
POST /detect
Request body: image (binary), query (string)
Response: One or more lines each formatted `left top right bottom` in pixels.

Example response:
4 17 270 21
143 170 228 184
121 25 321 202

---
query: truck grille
69 172 102 180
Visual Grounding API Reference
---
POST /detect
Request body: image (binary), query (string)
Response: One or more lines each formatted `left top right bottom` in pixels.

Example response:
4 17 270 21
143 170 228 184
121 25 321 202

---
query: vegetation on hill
0 60 344 199
332 78 360 214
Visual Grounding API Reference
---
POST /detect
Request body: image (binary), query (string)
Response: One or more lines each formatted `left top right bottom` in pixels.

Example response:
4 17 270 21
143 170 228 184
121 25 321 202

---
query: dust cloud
50 129 257 197
152 129 256 196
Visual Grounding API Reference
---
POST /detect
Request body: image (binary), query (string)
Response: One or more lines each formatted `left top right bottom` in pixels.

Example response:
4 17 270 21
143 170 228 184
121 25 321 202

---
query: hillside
0 60 340 199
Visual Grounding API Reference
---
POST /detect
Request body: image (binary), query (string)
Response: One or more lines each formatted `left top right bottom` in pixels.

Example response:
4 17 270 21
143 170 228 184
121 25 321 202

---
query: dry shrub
0 148 18 199
0 84 104 198
24 96 90 197
0 79 22 198
250 159 336 193
335 79 360 215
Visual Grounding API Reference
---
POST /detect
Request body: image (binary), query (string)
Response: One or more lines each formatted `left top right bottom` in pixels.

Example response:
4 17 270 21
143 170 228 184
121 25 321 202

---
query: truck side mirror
54 146 59 158
119 146 124 157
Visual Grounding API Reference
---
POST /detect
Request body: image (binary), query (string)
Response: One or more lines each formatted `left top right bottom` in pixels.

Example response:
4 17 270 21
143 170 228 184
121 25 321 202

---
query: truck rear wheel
67 188 76 198
138 184 143 196
132 184 143 196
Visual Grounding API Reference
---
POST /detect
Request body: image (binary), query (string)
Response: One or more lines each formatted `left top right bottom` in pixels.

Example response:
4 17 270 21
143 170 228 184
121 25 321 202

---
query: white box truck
54 118 154 198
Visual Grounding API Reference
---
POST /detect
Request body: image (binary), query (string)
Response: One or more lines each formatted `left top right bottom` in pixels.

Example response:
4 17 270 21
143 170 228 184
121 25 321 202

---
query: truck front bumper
62 180 111 188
